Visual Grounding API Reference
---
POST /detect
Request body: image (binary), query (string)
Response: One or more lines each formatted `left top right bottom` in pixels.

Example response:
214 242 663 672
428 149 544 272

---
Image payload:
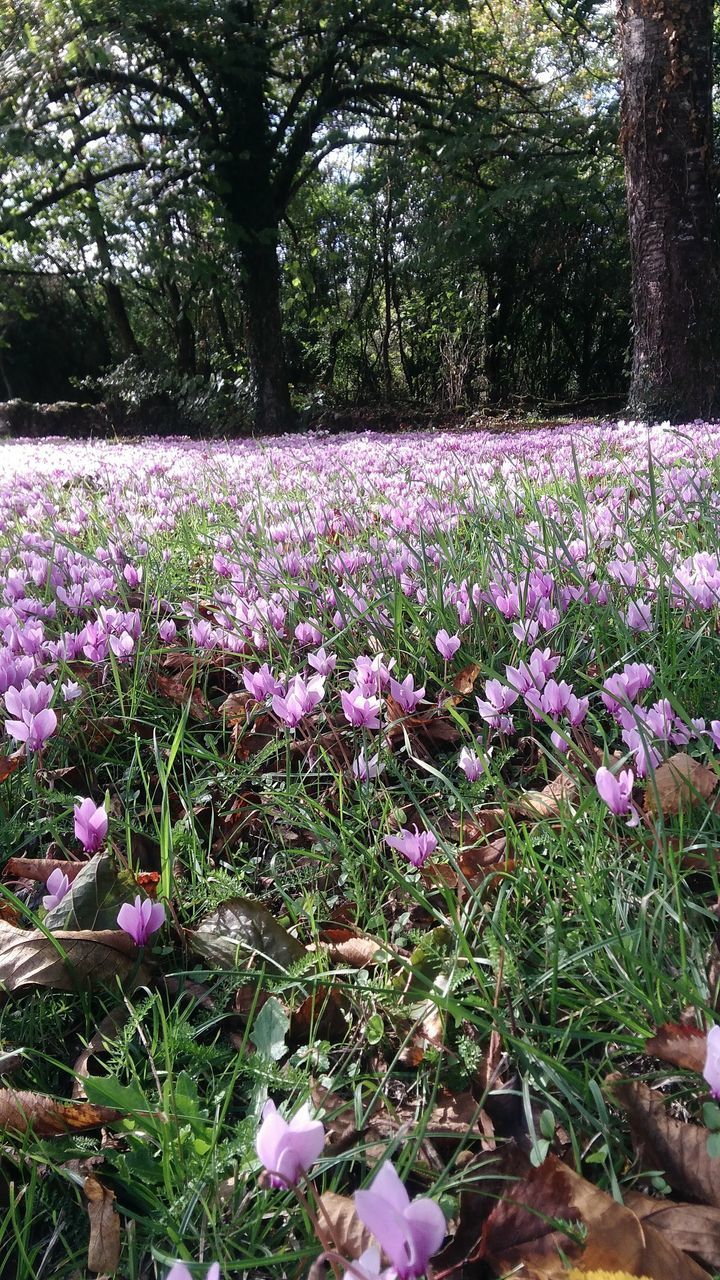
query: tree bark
617 0 717 421
85 185 143 361
219 2 296 435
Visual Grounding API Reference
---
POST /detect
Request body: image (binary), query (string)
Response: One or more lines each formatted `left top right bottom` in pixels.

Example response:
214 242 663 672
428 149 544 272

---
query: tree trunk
218 2 296 435
85 185 142 361
240 235 296 434
618 0 717 421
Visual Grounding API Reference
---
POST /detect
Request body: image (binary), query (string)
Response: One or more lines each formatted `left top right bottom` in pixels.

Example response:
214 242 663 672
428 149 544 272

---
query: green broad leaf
83 1075 150 1116
703 1102 720 1130
250 997 289 1061
529 1137 550 1167
707 1131 720 1159
44 852 142 932
539 1108 555 1140
188 898 305 974
365 1013 384 1045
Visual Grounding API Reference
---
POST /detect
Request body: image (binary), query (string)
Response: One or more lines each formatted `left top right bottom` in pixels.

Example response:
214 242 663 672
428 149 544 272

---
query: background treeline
0 1 681 432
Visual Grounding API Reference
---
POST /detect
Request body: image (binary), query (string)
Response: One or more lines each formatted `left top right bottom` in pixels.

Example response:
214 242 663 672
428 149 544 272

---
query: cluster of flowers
166 1097 445 1280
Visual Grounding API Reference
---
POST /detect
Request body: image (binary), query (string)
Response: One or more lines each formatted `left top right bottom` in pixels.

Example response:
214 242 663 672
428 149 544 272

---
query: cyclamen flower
703 1025 720 1099
342 1246 394 1280
626 598 653 632
595 766 637 822
458 747 484 781
476 680 519 725
117 895 165 946
341 688 381 729
354 1161 446 1280
307 646 336 676
389 674 425 714
158 618 177 644
255 1098 325 1188
42 867 71 912
272 674 325 727
74 797 108 853
4 681 57 751
61 680 81 702
166 1265 220 1280
352 749 383 781
435 629 460 661
243 663 285 701
384 826 438 868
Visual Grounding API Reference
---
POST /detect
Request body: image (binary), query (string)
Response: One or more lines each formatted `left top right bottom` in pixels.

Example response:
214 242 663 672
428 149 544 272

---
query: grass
0 423 719 1277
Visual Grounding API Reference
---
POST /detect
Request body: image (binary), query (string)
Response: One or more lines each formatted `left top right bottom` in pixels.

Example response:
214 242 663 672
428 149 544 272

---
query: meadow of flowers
2 420 720 1277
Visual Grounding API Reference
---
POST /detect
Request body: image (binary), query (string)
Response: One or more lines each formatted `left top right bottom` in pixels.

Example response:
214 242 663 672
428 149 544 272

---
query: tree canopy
0 0 712 430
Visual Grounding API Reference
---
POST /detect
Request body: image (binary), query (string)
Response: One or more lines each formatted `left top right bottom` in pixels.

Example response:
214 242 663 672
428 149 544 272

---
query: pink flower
166 1265 220 1280
704 1025 720 1099
384 826 438 868
61 680 81 702
341 688 381 729
476 679 518 724
4 681 57 751
74 797 108 853
272 674 325 727
158 619 177 644
352 749 383 781
342 1246 393 1280
42 867 71 912
626 598 653 632
243 663 284 701
117 895 165 946
255 1098 325 1188
435 629 460 661
458 747 484 781
308 647 336 676
389 674 425 714
595 766 635 818
123 564 142 588
354 1161 446 1280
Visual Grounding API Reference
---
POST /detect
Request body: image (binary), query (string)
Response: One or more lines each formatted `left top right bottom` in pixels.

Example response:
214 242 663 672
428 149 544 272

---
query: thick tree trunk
618 0 717 422
240 235 296 435
219 2 296 436
85 185 142 361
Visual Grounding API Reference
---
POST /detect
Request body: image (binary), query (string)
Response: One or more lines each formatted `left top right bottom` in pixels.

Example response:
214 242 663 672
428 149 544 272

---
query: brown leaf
645 753 719 817
451 662 482 696
4 857 86 884
645 1023 707 1073
0 747 24 784
457 837 514 888
607 1075 720 1207
481 1152 711 1279
0 921 144 992
321 928 385 967
316 1191 375 1262
84 1175 121 1274
0 1089 119 1135
153 671 212 721
625 1191 720 1272
516 772 578 819
219 690 254 725
290 986 348 1043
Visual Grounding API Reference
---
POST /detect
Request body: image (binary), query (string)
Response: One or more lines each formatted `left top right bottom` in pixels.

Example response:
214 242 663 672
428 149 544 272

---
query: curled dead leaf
5 857 86 884
316 1191 375 1262
0 921 145 992
645 1023 707 1073
0 1089 119 1136
645 753 719 817
84 1175 121 1274
625 1191 720 1272
607 1075 720 1208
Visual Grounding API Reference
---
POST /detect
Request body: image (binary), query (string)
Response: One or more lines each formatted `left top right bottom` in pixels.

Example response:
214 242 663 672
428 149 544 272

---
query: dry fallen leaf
5 857 86 884
321 928 385 967
316 1191 375 1262
607 1076 720 1208
84 1175 121 1274
480 1152 710 1279
625 1191 720 1272
73 1007 129 1100
0 1089 119 1135
0 921 144 992
645 753 719 817
516 771 578 819
152 671 212 721
0 747 24 784
645 1023 707 1073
